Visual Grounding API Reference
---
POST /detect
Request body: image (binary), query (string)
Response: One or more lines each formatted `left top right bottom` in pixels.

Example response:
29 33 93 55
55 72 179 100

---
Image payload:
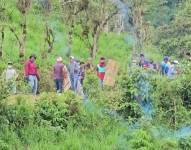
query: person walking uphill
24 54 40 95
53 57 67 93
97 57 106 89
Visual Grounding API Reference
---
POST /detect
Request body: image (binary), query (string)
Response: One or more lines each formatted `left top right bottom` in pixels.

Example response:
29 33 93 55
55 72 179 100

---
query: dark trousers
55 79 63 93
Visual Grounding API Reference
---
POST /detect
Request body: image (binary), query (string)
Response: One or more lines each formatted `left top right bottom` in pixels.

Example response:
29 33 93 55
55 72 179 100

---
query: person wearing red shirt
97 57 106 89
24 54 40 95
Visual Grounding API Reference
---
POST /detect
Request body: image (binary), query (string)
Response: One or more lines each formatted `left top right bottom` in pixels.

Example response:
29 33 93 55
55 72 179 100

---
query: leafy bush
0 79 10 101
129 129 155 150
34 92 82 128
117 70 144 120
0 140 9 150
83 72 100 99
156 139 178 150
179 137 191 150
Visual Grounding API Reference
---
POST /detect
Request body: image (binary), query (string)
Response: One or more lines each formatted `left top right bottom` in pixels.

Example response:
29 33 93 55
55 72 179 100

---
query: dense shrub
116 70 144 121
179 136 191 150
34 92 83 128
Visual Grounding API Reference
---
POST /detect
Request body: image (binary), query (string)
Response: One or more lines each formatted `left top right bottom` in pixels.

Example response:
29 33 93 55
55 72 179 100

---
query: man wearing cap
168 60 179 78
68 56 80 92
24 54 40 95
53 57 67 93
2 62 18 94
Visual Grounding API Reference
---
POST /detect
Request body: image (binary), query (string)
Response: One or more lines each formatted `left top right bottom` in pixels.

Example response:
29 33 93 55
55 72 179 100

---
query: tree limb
9 26 22 47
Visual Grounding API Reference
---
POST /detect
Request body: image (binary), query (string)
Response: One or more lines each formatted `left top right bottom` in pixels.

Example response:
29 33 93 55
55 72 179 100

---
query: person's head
140 54 144 58
163 56 169 63
29 54 36 62
56 57 63 63
186 52 191 56
70 56 74 63
7 61 13 68
100 57 105 64
80 61 85 67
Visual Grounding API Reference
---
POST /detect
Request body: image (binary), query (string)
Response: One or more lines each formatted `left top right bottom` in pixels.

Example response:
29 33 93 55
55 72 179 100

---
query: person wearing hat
53 57 67 93
68 56 80 92
168 60 179 78
24 54 40 95
2 62 18 94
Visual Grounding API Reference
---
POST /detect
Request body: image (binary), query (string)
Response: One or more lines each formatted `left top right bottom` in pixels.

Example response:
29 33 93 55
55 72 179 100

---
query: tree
83 0 118 58
0 0 9 58
39 0 55 56
154 1 191 57
16 0 32 58
60 0 89 57
61 0 118 58
125 0 151 52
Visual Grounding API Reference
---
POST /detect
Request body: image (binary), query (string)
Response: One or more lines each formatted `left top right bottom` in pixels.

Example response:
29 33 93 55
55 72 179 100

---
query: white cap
70 56 74 59
173 60 179 64
57 57 63 62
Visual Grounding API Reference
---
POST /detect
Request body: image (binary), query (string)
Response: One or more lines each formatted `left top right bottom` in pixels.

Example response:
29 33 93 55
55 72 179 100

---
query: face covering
8 65 12 69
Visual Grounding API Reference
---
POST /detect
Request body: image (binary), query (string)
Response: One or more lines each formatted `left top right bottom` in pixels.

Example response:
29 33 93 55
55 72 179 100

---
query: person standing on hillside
2 62 18 94
167 60 179 78
161 56 170 75
139 54 146 67
97 57 106 89
24 54 40 95
79 61 85 86
53 57 67 93
76 61 86 97
73 60 80 93
68 56 80 92
68 56 75 90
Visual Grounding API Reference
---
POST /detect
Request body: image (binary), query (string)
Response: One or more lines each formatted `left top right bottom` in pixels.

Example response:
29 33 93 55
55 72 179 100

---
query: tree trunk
44 22 54 54
19 13 27 58
67 22 74 57
0 27 5 58
47 28 54 53
90 31 99 58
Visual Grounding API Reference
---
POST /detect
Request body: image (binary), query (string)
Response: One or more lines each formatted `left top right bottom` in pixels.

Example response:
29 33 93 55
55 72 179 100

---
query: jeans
73 75 79 92
70 75 74 90
55 79 63 93
99 79 104 89
28 75 38 95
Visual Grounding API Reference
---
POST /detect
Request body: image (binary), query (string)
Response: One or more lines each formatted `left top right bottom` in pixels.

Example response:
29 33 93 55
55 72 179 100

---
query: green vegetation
0 0 191 149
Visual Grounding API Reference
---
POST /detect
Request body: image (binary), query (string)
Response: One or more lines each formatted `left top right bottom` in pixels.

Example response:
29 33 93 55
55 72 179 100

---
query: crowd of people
3 53 180 96
138 54 180 78
1 55 107 96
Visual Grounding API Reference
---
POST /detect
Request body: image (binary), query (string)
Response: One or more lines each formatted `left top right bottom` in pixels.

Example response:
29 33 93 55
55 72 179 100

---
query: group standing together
2 54 107 96
139 54 180 78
